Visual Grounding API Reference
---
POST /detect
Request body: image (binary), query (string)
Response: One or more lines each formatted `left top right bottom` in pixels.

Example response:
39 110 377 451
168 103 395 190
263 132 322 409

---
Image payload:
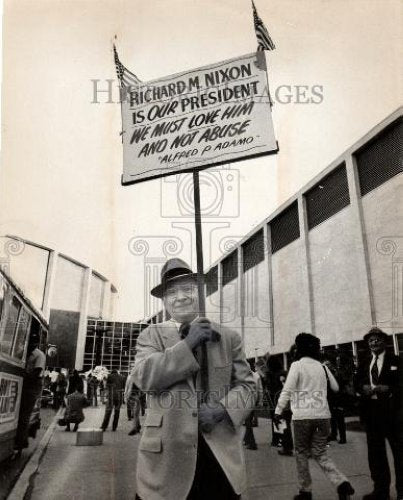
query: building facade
0 236 118 369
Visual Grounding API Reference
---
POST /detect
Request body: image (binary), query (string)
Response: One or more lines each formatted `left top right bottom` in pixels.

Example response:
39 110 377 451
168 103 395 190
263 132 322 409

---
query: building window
222 251 238 286
270 201 300 253
356 118 403 196
83 320 146 374
305 163 350 229
242 230 264 272
206 266 218 296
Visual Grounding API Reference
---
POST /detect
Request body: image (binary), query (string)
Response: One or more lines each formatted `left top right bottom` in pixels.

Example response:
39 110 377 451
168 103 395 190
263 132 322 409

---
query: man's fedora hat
363 327 389 342
151 258 199 298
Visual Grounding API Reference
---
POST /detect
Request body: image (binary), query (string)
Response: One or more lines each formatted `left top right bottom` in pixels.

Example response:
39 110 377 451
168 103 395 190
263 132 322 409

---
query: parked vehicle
0 269 49 462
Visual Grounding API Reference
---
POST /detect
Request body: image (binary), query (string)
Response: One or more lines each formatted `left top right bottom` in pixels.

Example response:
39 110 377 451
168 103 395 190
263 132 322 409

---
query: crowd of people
40 366 146 436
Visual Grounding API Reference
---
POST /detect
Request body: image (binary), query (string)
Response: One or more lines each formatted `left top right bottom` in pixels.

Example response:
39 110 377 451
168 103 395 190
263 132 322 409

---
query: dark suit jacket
354 350 400 422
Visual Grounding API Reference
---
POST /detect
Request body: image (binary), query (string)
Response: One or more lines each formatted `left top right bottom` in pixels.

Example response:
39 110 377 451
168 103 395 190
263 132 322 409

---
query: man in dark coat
355 327 402 500
100 369 124 431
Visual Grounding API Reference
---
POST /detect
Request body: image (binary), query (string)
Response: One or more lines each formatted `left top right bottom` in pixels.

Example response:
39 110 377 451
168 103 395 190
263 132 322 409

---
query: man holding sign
132 258 256 500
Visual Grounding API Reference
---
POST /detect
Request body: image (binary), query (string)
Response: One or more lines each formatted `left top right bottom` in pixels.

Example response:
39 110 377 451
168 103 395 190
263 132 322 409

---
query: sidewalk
26 407 397 500
0 408 56 500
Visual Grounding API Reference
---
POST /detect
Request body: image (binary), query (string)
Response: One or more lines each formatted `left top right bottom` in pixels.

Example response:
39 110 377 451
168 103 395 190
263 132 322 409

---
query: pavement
21 406 398 500
0 408 57 500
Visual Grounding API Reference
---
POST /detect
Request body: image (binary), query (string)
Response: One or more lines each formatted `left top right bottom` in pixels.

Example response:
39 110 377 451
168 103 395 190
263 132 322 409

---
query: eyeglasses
165 284 197 299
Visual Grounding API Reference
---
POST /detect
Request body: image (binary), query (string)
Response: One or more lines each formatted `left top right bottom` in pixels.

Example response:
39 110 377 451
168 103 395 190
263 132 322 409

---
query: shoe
128 428 139 436
327 434 337 442
337 481 354 499
294 492 312 500
362 492 390 500
338 439 347 444
278 449 293 456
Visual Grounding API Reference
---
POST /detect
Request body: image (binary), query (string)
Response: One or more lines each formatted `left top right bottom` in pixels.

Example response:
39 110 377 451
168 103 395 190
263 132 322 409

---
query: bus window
1 296 21 356
12 307 31 359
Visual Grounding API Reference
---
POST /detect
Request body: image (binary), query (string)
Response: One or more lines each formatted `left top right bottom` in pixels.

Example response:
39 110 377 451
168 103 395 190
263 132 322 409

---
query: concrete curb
7 409 63 500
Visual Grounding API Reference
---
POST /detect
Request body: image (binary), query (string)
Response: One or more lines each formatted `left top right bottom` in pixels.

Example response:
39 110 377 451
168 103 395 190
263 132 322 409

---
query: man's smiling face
368 334 386 355
163 276 199 323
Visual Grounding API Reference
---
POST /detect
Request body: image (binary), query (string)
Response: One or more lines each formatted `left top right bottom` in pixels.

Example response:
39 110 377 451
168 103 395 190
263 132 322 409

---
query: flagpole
193 170 209 400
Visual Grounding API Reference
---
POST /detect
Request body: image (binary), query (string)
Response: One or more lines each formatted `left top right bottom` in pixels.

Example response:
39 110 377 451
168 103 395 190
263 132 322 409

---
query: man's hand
272 413 282 428
184 318 213 350
199 402 227 433
362 384 373 396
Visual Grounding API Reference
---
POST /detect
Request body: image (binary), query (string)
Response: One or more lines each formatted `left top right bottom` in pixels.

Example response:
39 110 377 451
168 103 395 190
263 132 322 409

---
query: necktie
371 355 379 385
179 322 190 340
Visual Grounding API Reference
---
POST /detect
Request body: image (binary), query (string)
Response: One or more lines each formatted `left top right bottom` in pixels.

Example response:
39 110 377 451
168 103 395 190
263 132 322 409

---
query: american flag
113 44 142 87
252 1 276 51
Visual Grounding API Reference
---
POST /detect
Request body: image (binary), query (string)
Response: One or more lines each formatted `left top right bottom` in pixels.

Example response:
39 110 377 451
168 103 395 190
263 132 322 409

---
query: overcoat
132 320 256 500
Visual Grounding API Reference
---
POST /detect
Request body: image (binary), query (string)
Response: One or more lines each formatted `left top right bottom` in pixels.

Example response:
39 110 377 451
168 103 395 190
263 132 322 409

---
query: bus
0 269 49 462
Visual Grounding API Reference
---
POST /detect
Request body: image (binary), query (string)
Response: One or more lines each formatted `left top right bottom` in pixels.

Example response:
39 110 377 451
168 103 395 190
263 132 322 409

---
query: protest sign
121 52 277 184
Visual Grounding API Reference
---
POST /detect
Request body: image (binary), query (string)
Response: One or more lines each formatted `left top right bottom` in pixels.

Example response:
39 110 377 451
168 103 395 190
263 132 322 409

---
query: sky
0 0 401 321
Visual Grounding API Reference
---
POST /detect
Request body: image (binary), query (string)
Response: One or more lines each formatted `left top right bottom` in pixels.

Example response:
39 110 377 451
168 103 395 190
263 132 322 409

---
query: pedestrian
86 373 93 404
49 367 59 403
323 353 347 444
243 365 262 450
14 333 46 454
125 372 142 435
88 375 98 406
277 370 294 456
355 327 402 500
266 355 284 447
336 351 356 422
99 378 106 404
132 258 256 500
64 379 87 432
274 333 355 500
54 368 67 409
100 369 124 431
67 369 81 395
